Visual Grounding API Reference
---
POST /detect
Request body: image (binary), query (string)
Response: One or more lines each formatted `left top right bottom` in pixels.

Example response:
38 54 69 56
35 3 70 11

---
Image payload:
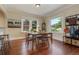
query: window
51 17 62 32
21 19 38 33
31 21 37 32
21 19 30 32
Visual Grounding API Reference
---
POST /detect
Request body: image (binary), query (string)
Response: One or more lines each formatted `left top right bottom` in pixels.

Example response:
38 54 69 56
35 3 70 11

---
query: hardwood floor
7 39 79 55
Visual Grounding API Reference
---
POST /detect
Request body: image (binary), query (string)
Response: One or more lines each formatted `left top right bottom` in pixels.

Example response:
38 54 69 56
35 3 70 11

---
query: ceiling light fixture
35 4 40 7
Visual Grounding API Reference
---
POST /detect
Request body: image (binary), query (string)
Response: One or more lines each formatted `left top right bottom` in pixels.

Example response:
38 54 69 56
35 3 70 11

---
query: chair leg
42 40 45 47
37 39 40 49
47 39 49 47
26 40 29 49
1 46 6 55
8 41 11 49
36 39 38 49
32 40 34 50
0 47 4 55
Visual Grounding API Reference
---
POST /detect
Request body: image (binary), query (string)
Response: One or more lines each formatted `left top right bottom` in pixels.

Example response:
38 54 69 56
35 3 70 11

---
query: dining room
1 4 79 55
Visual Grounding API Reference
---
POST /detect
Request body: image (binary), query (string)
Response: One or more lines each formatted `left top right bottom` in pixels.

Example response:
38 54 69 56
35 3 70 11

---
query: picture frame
8 18 21 28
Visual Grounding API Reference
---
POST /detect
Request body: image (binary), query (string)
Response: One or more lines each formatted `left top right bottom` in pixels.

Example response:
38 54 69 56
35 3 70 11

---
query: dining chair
0 34 10 55
0 37 5 55
48 33 53 43
36 33 50 49
26 33 36 50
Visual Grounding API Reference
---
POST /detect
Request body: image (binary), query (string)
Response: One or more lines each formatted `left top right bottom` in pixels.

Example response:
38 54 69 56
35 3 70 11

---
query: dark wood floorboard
7 39 79 55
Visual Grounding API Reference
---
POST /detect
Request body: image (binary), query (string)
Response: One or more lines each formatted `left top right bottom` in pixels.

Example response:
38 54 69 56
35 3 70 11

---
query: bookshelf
64 14 79 46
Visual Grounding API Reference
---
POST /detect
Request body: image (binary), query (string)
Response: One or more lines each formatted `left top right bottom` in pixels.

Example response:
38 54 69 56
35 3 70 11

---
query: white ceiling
2 4 64 16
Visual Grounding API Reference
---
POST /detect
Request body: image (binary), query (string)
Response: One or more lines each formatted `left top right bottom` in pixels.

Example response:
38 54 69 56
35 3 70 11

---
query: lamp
35 4 40 7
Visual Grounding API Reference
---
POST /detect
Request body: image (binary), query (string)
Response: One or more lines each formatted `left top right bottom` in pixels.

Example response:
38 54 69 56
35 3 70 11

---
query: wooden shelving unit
64 14 79 46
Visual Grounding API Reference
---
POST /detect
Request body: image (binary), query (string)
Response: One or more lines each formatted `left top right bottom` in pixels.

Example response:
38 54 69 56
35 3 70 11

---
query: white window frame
50 17 63 33
21 19 38 33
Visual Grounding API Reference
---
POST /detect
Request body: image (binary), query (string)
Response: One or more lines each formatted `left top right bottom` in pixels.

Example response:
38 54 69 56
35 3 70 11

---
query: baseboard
9 37 25 40
10 37 63 43
53 38 63 43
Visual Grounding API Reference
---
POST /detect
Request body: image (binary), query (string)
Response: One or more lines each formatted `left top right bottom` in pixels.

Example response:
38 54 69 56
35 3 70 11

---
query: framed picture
8 18 21 28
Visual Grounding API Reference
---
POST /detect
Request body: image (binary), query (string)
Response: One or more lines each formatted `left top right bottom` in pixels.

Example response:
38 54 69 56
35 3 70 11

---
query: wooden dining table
27 32 53 49
29 33 53 41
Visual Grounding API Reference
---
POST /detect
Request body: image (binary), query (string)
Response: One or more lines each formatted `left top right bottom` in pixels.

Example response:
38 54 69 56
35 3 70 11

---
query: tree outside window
51 17 62 32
